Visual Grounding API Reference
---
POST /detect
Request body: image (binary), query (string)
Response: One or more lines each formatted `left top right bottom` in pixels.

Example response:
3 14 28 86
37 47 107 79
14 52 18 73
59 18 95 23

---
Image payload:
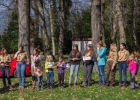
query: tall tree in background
48 0 56 55
130 0 137 51
91 0 101 52
101 0 105 44
37 0 50 55
18 0 30 57
111 0 117 41
116 0 126 43
58 0 72 55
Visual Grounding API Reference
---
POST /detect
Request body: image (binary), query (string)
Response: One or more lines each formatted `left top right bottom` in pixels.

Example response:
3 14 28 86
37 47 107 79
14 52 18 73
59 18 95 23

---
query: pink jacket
126 59 137 75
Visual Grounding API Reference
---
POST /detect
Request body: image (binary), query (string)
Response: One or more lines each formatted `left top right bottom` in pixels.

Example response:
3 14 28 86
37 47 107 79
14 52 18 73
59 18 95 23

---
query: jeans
1 67 11 86
36 75 43 89
83 64 93 84
69 64 79 84
16 62 26 87
46 72 54 84
98 65 105 84
118 61 127 84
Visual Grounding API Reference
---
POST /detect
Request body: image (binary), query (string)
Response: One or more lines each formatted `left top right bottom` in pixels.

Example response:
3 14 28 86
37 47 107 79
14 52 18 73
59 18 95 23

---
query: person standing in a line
14 46 29 89
68 44 82 87
0 48 13 90
97 41 107 86
118 43 129 87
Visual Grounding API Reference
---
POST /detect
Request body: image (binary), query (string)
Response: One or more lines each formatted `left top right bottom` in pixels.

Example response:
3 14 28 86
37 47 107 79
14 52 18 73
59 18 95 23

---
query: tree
116 0 126 43
36 0 50 55
130 0 137 51
91 0 101 52
48 0 56 55
18 0 30 57
58 0 72 55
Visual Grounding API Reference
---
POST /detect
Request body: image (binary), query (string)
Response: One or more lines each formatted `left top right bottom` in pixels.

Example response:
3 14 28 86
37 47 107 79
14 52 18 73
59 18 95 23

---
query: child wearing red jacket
127 53 140 90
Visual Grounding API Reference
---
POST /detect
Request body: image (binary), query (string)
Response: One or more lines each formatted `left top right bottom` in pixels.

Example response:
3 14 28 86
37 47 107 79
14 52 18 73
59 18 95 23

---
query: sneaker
81 82 87 87
61 86 64 89
118 83 122 87
20 86 24 89
130 88 134 91
98 83 102 87
69 84 71 87
3 85 6 89
122 84 126 87
9 85 13 90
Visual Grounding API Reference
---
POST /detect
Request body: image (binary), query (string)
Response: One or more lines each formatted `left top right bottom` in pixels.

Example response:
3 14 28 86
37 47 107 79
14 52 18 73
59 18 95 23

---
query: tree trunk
91 0 101 52
116 0 126 43
59 0 66 55
18 0 30 58
131 0 137 51
111 0 117 41
101 0 105 45
48 0 56 55
36 0 49 55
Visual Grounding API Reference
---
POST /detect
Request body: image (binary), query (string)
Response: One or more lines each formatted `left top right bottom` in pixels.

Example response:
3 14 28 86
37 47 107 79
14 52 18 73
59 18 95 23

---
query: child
56 56 66 89
106 43 118 86
45 55 55 89
127 53 139 90
32 48 43 90
81 44 95 87
0 48 13 90
118 43 129 87
97 41 107 86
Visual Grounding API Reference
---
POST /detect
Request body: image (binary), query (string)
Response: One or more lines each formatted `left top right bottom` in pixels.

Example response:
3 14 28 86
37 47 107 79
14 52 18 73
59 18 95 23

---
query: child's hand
132 74 135 78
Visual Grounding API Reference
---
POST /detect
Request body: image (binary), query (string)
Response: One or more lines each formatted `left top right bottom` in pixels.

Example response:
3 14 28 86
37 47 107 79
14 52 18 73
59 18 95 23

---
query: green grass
1 63 140 100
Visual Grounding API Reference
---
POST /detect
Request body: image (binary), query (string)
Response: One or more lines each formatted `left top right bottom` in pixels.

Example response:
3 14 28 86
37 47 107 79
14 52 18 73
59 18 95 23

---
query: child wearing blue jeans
45 55 55 89
97 41 107 86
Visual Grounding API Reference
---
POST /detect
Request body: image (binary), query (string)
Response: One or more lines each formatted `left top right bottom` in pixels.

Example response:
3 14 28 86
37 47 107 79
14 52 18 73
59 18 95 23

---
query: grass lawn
0 61 140 100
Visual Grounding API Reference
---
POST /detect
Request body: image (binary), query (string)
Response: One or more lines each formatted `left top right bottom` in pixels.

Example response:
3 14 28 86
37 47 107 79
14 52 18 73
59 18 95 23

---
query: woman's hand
111 67 114 71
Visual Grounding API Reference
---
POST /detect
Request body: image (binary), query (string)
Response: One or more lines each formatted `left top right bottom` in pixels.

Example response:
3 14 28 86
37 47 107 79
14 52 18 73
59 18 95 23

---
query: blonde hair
133 51 140 59
46 55 53 62
110 43 117 52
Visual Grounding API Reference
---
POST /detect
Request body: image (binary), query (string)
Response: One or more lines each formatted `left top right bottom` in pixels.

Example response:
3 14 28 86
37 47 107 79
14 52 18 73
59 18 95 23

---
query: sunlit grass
0 57 140 100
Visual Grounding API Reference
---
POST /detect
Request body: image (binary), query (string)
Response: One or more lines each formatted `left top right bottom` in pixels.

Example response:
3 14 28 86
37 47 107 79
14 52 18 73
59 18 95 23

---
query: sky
0 0 91 34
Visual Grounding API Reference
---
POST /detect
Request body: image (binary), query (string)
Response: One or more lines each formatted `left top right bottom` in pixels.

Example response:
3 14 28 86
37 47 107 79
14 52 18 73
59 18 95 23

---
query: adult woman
14 46 29 89
68 44 82 86
118 43 129 87
106 43 118 86
81 44 95 87
97 41 107 86
0 48 13 90
31 48 42 89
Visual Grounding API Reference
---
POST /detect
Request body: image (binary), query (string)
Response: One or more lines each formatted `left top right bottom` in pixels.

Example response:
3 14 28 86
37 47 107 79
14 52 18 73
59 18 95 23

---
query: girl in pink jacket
127 53 140 90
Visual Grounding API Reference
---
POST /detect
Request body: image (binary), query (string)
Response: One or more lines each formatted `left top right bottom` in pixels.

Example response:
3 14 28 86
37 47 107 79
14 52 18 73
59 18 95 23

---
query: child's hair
133 51 140 59
59 55 64 60
129 53 135 59
1 48 8 56
33 48 39 56
97 41 104 47
110 43 117 52
46 55 53 62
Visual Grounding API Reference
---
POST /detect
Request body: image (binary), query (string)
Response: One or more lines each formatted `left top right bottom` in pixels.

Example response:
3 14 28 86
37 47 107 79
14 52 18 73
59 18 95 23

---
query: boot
50 83 54 89
47 83 50 90
81 82 87 87
32 81 36 89
36 82 40 90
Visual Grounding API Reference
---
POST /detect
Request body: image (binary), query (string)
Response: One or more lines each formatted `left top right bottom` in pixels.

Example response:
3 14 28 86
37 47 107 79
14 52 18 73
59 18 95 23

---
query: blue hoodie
97 47 107 66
